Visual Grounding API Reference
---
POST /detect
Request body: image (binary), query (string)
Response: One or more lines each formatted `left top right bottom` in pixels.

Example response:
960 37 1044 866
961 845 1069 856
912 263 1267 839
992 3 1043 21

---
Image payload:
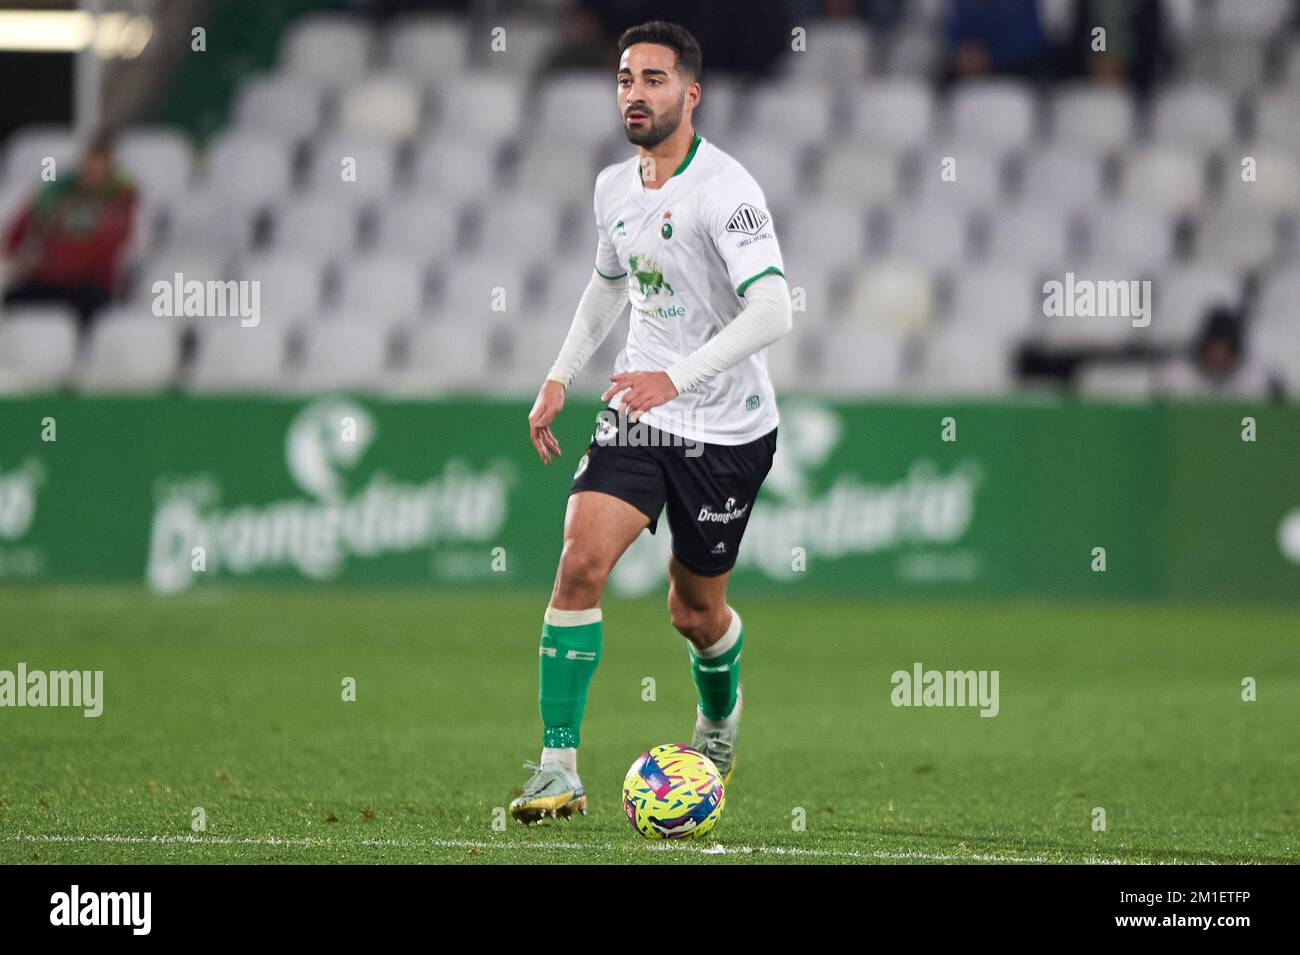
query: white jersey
592 133 785 446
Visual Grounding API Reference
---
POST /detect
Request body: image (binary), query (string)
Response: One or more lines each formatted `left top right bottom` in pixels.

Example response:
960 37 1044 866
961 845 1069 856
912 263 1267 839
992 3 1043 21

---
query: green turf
1 585 1296 864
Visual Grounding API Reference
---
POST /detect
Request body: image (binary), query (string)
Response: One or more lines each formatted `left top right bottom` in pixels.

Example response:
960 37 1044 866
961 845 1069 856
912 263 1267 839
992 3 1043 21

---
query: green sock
689 611 743 721
538 607 603 749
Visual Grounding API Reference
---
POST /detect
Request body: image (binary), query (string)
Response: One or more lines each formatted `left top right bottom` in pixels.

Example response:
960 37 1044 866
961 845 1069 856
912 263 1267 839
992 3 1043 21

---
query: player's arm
605 275 791 420
528 269 629 465
664 273 791 394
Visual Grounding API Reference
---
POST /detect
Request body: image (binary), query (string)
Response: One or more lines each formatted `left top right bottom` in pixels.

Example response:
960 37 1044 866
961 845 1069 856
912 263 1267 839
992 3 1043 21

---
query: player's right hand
528 379 566 465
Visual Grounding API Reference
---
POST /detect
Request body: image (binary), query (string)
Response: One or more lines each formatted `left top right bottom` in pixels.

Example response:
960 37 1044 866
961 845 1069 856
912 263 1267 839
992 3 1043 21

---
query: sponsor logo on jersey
629 254 674 298
725 203 769 236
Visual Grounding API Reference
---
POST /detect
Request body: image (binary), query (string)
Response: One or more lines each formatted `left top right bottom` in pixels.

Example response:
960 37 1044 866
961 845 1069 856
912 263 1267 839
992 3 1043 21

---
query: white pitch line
9 832 1188 864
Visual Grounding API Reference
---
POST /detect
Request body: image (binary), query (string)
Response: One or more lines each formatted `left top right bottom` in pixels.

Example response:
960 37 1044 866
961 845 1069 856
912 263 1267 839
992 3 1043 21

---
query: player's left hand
601 371 678 422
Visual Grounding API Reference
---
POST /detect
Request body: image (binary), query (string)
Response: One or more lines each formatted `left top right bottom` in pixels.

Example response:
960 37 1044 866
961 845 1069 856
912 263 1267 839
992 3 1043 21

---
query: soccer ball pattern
622 743 725 839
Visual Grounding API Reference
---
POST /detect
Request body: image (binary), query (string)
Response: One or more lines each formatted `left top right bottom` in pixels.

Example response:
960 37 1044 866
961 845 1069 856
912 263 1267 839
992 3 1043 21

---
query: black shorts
568 410 778 577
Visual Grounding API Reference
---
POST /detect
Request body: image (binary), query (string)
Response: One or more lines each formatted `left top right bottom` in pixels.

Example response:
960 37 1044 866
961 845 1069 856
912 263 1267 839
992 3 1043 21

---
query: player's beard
623 93 685 149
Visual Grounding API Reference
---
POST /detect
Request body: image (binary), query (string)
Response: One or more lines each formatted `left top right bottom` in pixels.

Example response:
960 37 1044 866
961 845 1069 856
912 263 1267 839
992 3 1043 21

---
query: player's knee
667 589 714 642
553 544 608 603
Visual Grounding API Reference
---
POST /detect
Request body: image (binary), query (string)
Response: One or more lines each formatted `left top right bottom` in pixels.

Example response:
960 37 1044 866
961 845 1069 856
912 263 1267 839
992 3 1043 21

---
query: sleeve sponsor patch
725 203 770 236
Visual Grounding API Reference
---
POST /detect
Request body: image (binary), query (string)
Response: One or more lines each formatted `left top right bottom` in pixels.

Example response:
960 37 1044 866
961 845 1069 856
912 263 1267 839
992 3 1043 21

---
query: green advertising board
0 394 1295 601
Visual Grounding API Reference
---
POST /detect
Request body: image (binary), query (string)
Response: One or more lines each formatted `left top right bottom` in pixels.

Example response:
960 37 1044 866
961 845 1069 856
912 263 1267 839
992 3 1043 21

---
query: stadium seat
0 306 79 393
813 325 906 395
116 127 192 205
232 72 328 143
435 259 530 323
370 195 462 263
1254 270 1300 322
1017 145 1106 213
1194 207 1280 272
781 201 868 272
911 147 1006 210
187 322 291 392
512 141 603 201
537 73 622 148
410 136 503 197
983 205 1073 274
1183 41 1267 95
79 316 182 392
1208 0 1292 40
1249 322 1300 393
945 80 1039 155
279 13 374 85
777 18 873 83
2 124 76 185
268 197 361 259
839 260 934 333
468 19 558 74
333 255 428 319
1049 85 1136 155
883 203 972 271
740 81 837 146
817 145 900 206
472 195 570 258
306 135 400 204
882 24 940 77
1119 147 1207 213
913 325 1015 395
843 78 935 151
385 321 495 396
1150 83 1238 153
203 132 294 207
1253 92 1300 151
946 267 1039 340
235 251 330 321
434 73 524 143
134 241 229 290
337 73 423 142
1217 151 1300 212
290 320 392 392
162 188 261 254
1085 202 1177 273
1148 265 1241 347
383 13 469 83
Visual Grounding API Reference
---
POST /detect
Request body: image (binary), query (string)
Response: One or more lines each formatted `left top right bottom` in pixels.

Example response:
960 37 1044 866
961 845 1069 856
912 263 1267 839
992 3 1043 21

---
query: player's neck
637 124 697 191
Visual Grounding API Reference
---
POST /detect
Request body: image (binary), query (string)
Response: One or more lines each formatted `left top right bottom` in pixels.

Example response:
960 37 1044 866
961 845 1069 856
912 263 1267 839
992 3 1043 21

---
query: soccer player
509 20 792 824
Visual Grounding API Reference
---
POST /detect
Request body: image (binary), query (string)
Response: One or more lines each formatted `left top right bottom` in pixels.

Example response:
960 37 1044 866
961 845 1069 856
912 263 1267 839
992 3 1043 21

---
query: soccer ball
622 743 726 839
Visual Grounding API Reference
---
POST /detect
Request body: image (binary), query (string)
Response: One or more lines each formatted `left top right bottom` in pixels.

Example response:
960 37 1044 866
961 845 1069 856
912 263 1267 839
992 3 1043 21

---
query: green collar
638 132 702 185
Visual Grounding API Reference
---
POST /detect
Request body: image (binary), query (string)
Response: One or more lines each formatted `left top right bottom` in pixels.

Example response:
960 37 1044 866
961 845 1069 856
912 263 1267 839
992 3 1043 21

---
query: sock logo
539 646 597 661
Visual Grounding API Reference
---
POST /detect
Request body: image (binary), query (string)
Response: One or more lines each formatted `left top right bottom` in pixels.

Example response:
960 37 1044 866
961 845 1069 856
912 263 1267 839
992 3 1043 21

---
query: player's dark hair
617 21 702 83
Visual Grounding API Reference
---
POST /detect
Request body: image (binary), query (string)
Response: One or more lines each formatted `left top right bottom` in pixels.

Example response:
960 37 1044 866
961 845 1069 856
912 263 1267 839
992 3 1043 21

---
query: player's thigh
556 489 651 582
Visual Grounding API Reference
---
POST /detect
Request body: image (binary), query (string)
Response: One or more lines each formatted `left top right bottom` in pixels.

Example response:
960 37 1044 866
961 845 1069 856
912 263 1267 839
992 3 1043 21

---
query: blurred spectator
2 130 137 328
1061 0 1167 97
1155 307 1281 400
942 0 1055 83
539 6 616 75
584 0 789 77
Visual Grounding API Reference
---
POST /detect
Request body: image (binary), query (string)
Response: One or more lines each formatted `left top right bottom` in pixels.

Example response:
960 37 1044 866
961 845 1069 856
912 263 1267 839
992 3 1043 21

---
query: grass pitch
1 585 1296 864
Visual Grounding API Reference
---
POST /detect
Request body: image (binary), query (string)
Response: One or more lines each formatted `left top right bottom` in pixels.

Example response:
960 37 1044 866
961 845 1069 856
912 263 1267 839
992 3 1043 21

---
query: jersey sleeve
592 177 626 280
703 168 785 298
